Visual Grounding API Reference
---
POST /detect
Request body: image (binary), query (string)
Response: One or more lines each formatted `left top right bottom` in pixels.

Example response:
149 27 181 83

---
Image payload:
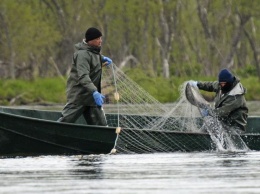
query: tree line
0 0 259 80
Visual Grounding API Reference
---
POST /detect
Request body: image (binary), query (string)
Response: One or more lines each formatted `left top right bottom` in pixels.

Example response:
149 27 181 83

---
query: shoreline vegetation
0 76 259 103
0 76 259 116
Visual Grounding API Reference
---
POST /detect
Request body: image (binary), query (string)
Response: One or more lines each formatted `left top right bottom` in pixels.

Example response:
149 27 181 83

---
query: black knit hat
85 27 102 42
218 68 234 83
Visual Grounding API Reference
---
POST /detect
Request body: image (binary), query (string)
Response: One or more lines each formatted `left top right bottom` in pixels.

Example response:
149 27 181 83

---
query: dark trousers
58 103 107 126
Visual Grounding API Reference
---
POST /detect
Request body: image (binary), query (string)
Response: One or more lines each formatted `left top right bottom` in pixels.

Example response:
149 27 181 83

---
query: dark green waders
58 103 107 126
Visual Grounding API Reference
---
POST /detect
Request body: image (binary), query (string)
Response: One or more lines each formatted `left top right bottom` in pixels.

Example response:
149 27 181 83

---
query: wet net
102 64 249 153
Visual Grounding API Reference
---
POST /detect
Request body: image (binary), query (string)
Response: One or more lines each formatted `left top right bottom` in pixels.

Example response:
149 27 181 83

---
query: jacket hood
74 40 101 53
74 42 87 50
229 77 246 96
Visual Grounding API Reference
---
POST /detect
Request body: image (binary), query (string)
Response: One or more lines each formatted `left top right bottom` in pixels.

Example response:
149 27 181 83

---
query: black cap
85 27 102 42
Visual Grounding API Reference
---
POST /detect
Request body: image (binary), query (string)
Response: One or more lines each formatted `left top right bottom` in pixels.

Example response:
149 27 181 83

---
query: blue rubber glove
93 91 105 106
201 108 209 117
189 81 198 87
102 56 112 66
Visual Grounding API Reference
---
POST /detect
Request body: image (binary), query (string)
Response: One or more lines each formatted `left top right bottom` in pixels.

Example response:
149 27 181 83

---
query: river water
1 151 260 194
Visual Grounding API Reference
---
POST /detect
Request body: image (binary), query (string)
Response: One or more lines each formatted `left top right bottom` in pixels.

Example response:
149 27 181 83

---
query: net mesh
102 64 248 153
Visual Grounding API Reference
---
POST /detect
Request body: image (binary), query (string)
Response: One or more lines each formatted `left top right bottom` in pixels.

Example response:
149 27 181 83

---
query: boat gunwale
0 107 259 135
0 108 117 131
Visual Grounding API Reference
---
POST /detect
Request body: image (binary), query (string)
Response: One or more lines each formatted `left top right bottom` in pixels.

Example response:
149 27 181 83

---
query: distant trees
0 0 259 79
0 0 61 79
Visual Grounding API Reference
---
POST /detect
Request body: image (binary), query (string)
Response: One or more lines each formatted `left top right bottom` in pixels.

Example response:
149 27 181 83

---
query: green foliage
124 69 260 102
0 0 61 61
0 74 259 105
0 78 66 105
241 77 260 100
125 67 214 102
236 65 258 77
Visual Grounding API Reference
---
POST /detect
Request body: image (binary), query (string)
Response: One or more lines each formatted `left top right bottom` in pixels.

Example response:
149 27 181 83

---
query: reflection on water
0 152 260 193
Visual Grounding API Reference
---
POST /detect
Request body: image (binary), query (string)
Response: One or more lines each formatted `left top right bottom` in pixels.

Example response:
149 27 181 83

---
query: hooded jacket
197 77 248 131
66 41 103 106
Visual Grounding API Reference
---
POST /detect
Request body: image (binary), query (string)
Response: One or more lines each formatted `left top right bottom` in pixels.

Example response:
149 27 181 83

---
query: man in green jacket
189 68 248 133
58 27 112 126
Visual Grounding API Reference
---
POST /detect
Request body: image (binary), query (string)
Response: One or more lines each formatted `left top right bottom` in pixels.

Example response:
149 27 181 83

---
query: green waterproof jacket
66 41 103 106
197 77 248 131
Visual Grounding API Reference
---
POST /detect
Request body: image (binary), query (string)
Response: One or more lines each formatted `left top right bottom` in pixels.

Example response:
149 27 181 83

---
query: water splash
203 116 249 152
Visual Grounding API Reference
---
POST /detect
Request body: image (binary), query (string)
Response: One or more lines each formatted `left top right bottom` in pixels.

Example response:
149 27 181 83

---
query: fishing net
102 64 249 153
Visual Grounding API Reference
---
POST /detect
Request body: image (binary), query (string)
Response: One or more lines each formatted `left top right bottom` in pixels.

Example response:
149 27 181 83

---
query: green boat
0 107 119 156
0 106 260 156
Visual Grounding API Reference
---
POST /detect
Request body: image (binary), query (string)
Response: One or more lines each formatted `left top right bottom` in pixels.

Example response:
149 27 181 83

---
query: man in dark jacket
58 27 112 126
189 68 248 133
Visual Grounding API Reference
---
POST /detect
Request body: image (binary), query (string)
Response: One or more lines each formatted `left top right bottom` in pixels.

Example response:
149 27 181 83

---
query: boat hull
116 128 260 153
1 107 260 155
0 108 117 156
